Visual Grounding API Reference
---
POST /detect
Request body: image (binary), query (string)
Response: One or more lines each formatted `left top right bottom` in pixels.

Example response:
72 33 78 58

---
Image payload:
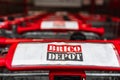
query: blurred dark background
0 0 120 17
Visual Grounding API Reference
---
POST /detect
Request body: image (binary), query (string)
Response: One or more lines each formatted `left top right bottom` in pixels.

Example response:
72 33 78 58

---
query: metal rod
0 72 120 77
0 72 49 77
86 73 120 77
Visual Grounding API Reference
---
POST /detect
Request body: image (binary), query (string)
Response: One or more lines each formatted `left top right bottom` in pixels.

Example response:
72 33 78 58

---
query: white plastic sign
41 21 79 30
12 42 120 67
34 0 82 7
83 0 91 5
95 0 104 5
0 22 5 26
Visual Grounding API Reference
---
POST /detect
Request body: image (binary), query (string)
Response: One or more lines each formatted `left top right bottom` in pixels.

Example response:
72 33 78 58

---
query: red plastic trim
0 40 118 71
49 71 86 80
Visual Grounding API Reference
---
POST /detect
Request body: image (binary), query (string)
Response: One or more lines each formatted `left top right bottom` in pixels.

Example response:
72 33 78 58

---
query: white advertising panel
95 0 104 5
83 0 91 5
41 21 79 30
12 42 119 67
34 0 82 7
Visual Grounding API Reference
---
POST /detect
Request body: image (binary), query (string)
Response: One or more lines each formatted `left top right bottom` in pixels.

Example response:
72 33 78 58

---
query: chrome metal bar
1 72 120 77
0 72 49 77
86 73 120 77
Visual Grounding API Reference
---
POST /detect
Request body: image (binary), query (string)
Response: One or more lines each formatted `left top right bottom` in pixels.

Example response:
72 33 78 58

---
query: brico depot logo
53 21 65 28
47 44 83 61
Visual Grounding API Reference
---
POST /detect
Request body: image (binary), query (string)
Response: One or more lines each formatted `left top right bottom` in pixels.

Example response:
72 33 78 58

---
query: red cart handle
16 20 104 36
0 57 5 67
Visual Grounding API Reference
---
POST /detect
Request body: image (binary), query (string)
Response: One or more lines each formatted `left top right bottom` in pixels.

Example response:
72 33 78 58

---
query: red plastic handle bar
0 57 5 67
16 21 104 36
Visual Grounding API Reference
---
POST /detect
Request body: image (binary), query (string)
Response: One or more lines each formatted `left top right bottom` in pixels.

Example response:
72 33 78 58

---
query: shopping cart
0 38 120 80
0 12 104 40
